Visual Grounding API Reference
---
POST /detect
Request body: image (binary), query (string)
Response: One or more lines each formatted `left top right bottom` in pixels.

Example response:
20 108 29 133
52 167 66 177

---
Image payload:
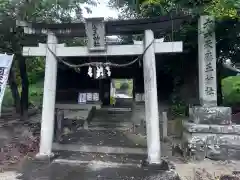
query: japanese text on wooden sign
85 18 106 52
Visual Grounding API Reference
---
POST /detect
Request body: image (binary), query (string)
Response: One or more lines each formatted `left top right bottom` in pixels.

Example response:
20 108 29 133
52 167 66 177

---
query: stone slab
55 103 101 110
59 129 142 148
182 131 240 160
89 121 133 128
189 106 232 125
183 121 240 135
182 131 240 146
63 109 90 121
52 143 147 155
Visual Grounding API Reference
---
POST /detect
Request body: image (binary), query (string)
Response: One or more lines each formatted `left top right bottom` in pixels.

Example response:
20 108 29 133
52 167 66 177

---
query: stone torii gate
17 14 188 164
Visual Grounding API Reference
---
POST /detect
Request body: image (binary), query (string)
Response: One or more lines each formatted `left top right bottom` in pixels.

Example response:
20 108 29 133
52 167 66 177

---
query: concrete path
12 158 180 180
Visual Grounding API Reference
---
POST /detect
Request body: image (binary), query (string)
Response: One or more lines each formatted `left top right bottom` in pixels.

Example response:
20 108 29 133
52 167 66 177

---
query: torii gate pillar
36 32 58 159
143 30 161 164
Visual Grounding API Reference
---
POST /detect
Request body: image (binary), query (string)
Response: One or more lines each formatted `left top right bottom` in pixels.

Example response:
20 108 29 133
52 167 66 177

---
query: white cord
47 38 154 68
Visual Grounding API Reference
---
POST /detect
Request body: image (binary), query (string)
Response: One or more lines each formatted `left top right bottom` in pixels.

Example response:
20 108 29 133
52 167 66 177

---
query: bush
120 82 129 90
170 103 187 118
2 81 44 108
222 76 240 106
169 93 187 117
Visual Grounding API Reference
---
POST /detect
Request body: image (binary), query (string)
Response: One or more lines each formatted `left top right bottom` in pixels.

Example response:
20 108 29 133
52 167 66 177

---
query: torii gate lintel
22 41 183 57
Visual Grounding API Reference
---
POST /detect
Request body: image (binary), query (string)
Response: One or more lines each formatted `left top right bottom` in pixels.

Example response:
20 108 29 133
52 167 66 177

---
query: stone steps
55 106 144 158
89 108 133 129
93 112 132 120
89 119 133 129
90 117 131 123
60 129 141 148
52 143 147 155
54 106 145 156
80 126 131 131
53 150 145 166
183 121 240 135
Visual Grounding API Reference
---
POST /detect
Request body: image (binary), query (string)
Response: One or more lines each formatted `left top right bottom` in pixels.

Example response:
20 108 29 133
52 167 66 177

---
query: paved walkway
2 158 240 180
12 158 180 180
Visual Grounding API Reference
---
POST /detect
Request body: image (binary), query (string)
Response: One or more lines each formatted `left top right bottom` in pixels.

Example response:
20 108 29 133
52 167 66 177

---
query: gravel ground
1 109 240 180
0 111 41 180
175 159 240 179
0 171 22 180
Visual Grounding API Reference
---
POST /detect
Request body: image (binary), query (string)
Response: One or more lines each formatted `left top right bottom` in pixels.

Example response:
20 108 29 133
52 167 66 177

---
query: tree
0 0 97 120
109 0 240 105
110 0 239 18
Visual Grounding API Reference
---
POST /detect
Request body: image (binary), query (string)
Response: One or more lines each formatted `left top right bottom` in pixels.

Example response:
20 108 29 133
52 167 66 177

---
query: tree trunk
17 55 29 121
9 67 21 113
10 29 29 120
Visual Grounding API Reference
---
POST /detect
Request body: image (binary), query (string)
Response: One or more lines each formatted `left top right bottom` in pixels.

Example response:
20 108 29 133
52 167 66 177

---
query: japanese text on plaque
92 23 100 47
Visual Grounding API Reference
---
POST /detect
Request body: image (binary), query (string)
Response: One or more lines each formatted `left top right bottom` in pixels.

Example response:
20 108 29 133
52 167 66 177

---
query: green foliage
27 57 45 84
169 103 187 117
110 0 240 61
114 79 133 96
120 82 129 90
9 0 97 23
170 93 187 117
110 0 240 110
0 0 97 110
113 0 240 18
203 0 238 18
222 76 240 105
12 57 45 85
28 81 44 105
3 81 44 107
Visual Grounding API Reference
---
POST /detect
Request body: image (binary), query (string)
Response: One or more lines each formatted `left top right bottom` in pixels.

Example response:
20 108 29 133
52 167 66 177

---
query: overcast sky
82 0 118 19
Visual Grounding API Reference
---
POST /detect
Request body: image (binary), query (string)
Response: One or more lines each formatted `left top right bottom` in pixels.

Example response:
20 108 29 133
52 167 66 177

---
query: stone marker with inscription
182 16 237 161
198 16 217 107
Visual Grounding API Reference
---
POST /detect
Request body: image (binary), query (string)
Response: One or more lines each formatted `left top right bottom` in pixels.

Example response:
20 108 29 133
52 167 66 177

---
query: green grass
2 81 44 108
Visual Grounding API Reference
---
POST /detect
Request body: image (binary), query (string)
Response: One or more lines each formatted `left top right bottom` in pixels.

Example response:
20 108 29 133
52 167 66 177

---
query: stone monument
182 16 240 160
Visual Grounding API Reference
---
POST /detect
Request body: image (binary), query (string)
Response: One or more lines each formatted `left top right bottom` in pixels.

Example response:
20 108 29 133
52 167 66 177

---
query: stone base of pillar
35 152 55 162
182 106 235 161
141 158 171 171
189 106 232 124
